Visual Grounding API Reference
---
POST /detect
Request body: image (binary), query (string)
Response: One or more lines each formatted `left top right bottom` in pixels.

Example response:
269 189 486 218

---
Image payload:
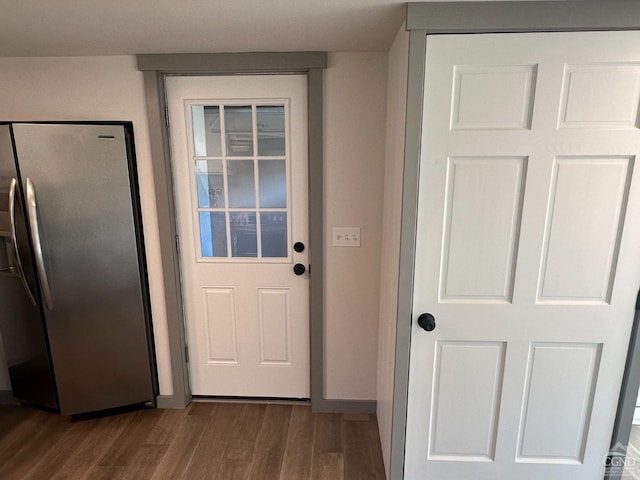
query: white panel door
405 31 640 479
167 75 309 398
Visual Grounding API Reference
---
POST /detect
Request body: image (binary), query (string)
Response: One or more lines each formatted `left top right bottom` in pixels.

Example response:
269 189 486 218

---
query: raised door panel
440 156 526 303
559 64 640 129
451 65 537 130
202 287 238 364
258 288 292 365
517 343 602 463
538 157 633 303
429 341 506 461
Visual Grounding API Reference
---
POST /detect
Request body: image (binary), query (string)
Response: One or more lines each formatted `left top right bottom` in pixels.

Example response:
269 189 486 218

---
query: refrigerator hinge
164 105 170 129
185 344 189 363
175 234 180 255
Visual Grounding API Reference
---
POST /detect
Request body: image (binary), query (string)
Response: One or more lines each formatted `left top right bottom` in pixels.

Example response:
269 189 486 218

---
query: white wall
324 52 387 400
0 53 389 403
0 56 173 395
377 24 409 476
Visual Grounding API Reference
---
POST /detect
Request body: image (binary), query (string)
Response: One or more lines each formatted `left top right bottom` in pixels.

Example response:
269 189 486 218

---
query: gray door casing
137 52 376 414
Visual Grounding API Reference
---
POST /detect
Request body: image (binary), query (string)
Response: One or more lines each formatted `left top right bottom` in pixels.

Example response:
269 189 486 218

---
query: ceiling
0 0 514 57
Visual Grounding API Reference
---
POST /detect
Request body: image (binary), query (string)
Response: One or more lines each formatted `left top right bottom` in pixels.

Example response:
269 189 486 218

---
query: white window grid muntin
185 98 293 263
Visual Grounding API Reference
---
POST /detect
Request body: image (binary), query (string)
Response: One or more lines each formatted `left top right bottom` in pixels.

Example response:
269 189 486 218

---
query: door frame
136 53 332 409
392 2 640 479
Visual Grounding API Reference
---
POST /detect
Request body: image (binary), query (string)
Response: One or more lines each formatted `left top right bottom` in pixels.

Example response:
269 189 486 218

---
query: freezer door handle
26 178 54 310
7 178 37 305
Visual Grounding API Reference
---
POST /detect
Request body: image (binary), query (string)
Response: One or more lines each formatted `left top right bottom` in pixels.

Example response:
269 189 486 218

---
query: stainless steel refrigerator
0 122 157 415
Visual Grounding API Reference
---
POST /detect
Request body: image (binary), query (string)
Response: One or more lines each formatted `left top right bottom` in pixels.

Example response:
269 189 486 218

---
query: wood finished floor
0 402 386 480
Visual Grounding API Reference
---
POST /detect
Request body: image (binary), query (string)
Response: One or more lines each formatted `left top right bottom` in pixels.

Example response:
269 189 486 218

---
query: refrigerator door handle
7 178 37 305
26 177 54 310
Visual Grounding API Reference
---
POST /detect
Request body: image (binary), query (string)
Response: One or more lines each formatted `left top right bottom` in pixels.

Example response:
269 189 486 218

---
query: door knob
293 263 306 276
293 242 305 253
417 313 436 332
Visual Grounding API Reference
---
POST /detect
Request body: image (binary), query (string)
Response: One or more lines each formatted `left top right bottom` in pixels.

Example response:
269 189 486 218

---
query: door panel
405 31 640 479
429 341 506 461
0 126 57 409
558 64 640 129
257 288 292 364
538 157 632 303
451 64 537 130
440 156 526 302
11 124 153 415
167 75 309 398
202 287 238 364
517 343 601 463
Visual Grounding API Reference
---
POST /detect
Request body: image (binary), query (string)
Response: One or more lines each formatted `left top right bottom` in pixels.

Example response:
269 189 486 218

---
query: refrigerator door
12 124 154 415
0 125 58 410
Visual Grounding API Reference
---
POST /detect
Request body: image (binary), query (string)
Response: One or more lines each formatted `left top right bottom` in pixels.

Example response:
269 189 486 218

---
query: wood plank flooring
0 402 386 480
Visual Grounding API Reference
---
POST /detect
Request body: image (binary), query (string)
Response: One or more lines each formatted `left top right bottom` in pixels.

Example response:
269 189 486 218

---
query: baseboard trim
312 399 377 414
154 394 375 414
155 394 190 409
0 390 17 405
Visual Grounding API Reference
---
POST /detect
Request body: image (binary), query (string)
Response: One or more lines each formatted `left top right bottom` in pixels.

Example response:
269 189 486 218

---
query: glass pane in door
225 106 253 156
196 159 225 208
230 212 257 257
261 212 287 257
199 212 227 257
258 160 286 208
227 160 256 208
257 105 285 156
192 105 222 157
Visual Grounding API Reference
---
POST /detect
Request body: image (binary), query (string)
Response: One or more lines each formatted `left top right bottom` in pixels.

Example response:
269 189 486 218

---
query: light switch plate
333 227 361 247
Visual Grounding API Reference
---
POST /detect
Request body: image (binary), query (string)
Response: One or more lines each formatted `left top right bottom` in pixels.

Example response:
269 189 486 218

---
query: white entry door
166 75 309 398
405 31 640 479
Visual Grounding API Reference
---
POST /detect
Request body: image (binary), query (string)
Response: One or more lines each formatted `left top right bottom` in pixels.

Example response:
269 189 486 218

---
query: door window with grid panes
190 102 290 260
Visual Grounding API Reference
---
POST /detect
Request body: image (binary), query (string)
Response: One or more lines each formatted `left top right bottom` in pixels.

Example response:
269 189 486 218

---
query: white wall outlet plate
332 227 361 247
